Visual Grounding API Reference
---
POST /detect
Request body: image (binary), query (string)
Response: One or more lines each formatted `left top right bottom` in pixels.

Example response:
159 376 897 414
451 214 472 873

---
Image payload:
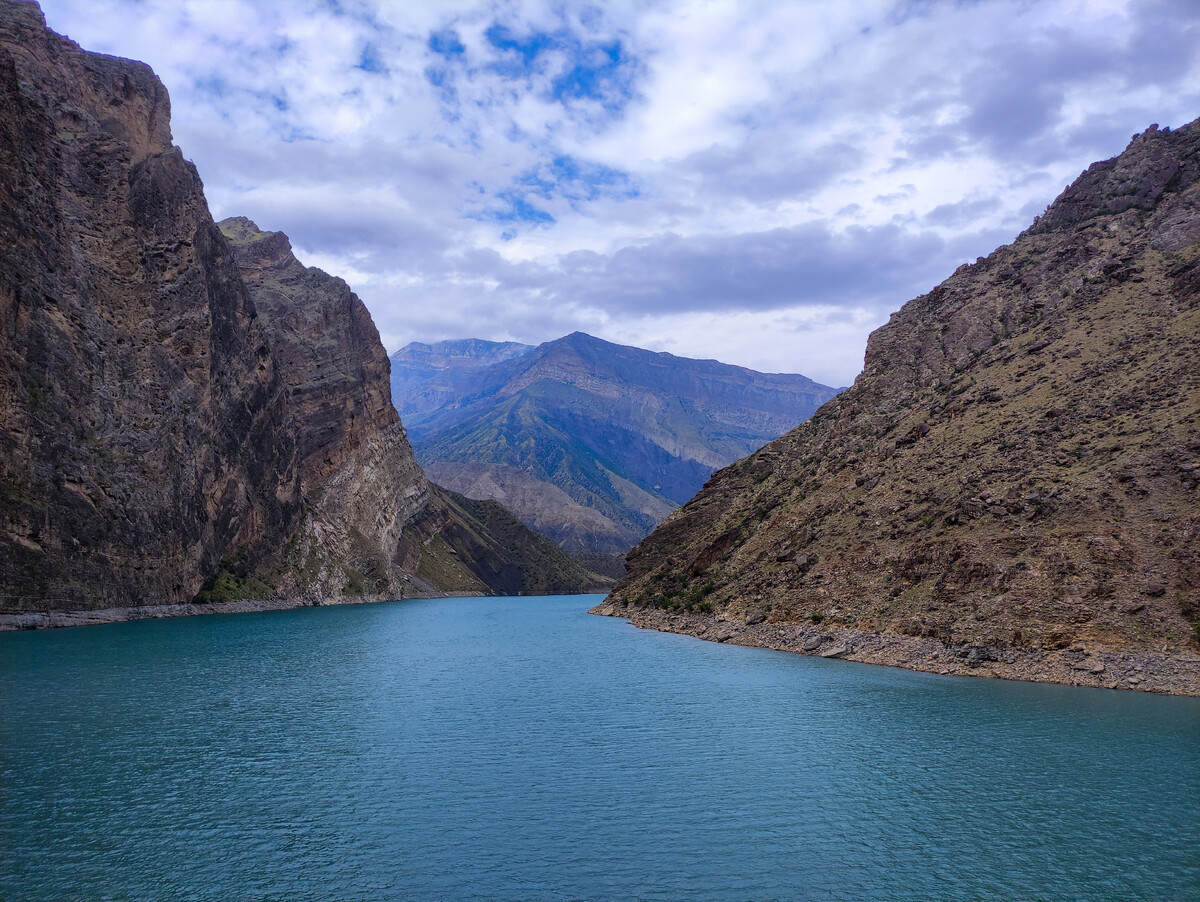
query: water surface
2 595 1198 900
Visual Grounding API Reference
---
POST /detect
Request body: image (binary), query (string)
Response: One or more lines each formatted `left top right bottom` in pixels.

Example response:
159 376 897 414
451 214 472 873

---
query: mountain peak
393 337 534 363
1030 120 1196 236
218 217 294 267
393 334 841 561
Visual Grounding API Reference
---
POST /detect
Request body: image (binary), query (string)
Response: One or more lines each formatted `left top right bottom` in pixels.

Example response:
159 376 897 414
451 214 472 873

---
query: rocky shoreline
0 592 487 632
589 601 1200 697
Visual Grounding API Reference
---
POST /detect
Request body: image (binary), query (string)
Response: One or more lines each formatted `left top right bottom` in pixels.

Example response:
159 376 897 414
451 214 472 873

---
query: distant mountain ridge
391 338 535 418
391 333 840 567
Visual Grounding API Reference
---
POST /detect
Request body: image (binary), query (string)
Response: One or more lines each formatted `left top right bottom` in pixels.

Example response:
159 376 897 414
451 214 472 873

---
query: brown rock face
0 1 300 611
218 217 402 493
0 3 606 615
600 121 1200 695
216 218 609 600
216 217 429 600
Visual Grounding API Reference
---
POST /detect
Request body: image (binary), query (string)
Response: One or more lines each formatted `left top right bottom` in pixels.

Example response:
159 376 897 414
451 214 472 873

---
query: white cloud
36 0 1200 386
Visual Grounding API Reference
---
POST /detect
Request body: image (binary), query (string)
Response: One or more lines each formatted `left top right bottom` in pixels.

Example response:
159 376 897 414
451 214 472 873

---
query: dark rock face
218 217 609 600
220 217 400 493
393 332 841 558
0 1 299 611
599 121 1200 695
0 3 605 614
216 217 431 600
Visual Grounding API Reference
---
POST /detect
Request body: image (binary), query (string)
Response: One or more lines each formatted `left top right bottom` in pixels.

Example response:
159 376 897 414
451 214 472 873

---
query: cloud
547 221 951 315
34 0 1200 387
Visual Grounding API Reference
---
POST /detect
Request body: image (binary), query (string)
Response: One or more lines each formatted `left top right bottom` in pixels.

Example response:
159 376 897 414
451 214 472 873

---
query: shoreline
0 592 485 632
589 601 1200 698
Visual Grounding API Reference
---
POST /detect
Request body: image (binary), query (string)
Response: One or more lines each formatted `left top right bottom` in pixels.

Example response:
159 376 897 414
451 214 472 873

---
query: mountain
216 217 609 601
390 332 841 571
594 122 1200 696
0 1 603 620
391 338 534 416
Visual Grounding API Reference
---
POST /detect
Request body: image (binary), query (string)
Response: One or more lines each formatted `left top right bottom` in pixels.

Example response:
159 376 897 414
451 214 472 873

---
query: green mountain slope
392 333 841 562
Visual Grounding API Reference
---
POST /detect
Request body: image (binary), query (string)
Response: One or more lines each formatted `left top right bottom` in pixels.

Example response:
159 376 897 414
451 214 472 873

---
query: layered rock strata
596 121 1200 696
0 2 604 620
0 1 299 611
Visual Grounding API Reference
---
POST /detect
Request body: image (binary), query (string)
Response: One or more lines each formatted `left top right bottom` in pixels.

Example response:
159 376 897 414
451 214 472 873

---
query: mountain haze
391 333 841 568
391 338 534 418
596 121 1200 696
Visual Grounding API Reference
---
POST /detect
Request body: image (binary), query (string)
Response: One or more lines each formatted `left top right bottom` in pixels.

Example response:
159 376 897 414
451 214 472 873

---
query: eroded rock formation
0 1 604 618
596 121 1200 695
0 1 300 611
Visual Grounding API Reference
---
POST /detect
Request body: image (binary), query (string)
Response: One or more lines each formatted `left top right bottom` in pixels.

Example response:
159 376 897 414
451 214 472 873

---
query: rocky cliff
0 0 300 611
216 217 607 601
393 332 840 569
0 1 604 618
596 121 1200 696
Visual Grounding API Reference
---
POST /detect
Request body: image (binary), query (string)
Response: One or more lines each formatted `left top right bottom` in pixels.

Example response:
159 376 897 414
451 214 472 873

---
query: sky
36 0 1200 387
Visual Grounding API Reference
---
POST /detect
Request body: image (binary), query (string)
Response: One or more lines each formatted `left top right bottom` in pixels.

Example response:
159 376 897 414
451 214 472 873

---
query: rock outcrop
216 217 607 601
596 121 1200 696
0 1 604 619
393 332 840 571
0 0 300 611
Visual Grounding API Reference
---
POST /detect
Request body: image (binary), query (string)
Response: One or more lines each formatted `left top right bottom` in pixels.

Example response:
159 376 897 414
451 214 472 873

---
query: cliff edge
596 121 1200 696
0 1 603 619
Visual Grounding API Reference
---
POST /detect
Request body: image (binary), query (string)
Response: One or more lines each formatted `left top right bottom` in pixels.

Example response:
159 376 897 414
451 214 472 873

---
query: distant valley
391 333 841 574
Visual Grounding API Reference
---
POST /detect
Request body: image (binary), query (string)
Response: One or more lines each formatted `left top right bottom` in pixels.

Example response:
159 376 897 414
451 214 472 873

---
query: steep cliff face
597 121 1200 695
0 3 604 617
215 217 429 600
0 1 300 612
218 217 608 600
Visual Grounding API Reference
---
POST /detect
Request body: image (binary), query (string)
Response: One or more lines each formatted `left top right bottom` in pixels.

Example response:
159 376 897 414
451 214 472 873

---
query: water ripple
3 596 1199 900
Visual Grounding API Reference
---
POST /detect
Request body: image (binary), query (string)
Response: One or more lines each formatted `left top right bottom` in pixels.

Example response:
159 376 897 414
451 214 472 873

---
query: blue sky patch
484 23 553 71
429 29 465 58
357 44 386 73
470 153 637 230
490 190 557 225
534 155 637 204
481 22 637 114
551 42 626 104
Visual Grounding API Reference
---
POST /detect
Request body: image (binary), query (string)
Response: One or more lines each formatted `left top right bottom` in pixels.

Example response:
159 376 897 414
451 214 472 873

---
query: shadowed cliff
0 1 604 614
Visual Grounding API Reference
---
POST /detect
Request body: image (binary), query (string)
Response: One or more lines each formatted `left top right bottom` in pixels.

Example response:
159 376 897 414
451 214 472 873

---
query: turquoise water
2 595 1198 901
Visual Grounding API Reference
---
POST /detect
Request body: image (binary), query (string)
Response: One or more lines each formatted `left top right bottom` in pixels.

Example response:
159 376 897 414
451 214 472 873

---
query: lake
2 594 1198 900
